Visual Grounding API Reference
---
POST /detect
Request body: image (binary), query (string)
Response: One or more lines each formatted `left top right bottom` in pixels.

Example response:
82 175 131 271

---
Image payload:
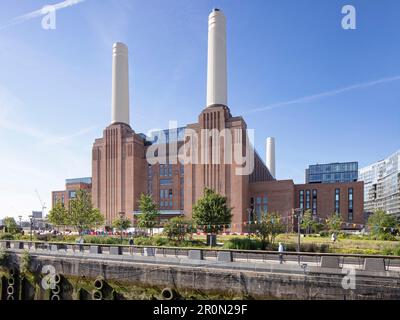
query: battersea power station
52 9 364 232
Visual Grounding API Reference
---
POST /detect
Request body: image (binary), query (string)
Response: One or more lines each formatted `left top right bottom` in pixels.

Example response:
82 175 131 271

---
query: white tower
111 42 130 125
266 137 276 178
206 8 227 107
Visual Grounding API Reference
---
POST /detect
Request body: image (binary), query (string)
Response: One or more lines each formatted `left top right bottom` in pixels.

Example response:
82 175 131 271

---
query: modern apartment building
306 162 358 184
359 150 400 217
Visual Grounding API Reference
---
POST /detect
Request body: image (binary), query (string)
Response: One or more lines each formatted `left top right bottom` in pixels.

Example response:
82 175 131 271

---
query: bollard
320 256 340 269
109 246 122 255
90 246 102 254
188 250 203 260
364 258 386 272
217 251 233 262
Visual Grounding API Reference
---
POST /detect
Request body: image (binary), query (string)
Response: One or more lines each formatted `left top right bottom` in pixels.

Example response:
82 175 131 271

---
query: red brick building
52 9 365 232
52 177 92 209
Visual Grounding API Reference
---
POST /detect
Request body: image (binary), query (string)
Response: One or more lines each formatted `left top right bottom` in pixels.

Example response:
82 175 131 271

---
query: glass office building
358 150 400 217
305 162 358 184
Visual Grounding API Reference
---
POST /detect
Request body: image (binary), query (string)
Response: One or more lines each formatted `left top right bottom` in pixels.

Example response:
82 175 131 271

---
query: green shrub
176 240 205 248
222 238 262 250
0 247 8 266
20 250 31 275
134 236 155 246
335 248 382 255
319 231 329 237
0 233 14 240
36 234 52 241
163 217 193 241
83 236 124 245
154 237 169 246
393 246 400 256
382 247 393 256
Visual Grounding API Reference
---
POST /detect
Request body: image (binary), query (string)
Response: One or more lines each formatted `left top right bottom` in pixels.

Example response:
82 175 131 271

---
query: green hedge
0 233 14 240
223 238 263 250
222 237 330 253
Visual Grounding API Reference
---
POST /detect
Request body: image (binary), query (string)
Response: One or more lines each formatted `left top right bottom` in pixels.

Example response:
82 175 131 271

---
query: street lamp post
18 215 22 229
29 215 34 244
119 212 125 244
294 208 303 265
246 208 253 238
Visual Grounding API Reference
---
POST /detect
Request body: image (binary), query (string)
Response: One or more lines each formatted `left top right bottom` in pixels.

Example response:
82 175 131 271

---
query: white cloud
244 75 400 114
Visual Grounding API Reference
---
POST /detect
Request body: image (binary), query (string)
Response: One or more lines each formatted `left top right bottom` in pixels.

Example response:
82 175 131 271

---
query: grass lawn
192 233 400 255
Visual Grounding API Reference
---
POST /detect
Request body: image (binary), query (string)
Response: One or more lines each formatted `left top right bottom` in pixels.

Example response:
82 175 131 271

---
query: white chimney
266 137 276 178
206 8 227 107
111 42 130 125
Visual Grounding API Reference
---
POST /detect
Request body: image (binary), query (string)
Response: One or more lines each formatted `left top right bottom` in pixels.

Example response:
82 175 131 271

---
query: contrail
244 75 400 115
0 0 86 31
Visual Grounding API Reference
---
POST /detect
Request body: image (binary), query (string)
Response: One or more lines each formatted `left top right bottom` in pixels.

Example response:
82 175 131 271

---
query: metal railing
2 239 400 272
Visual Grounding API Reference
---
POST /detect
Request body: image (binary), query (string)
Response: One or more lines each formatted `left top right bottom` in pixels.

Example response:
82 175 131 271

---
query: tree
47 200 68 229
367 209 398 240
163 217 193 242
326 213 343 234
112 216 131 232
136 194 159 236
2 217 19 234
254 211 284 249
300 210 317 234
192 188 232 234
67 189 104 234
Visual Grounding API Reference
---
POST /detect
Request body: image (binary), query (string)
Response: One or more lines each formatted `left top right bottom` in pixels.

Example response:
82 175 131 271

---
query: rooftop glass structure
306 162 358 184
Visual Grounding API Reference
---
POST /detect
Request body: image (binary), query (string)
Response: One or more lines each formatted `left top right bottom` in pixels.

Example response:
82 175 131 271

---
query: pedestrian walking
278 242 285 264
129 236 134 255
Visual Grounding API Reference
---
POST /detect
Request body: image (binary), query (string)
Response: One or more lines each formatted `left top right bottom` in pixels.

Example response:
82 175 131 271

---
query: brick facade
86 105 364 231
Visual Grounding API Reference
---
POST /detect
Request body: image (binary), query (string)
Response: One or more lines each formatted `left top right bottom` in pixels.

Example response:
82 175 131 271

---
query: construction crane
35 189 47 218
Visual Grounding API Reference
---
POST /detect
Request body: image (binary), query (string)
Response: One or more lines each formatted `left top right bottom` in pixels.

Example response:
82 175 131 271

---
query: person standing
129 237 134 255
278 242 285 264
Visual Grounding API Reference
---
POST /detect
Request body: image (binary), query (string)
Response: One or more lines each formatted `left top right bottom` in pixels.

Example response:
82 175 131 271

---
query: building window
160 189 173 209
253 195 267 220
348 188 353 222
312 189 317 215
305 190 311 210
68 190 76 199
299 190 304 210
263 196 268 213
335 188 340 214
160 178 172 185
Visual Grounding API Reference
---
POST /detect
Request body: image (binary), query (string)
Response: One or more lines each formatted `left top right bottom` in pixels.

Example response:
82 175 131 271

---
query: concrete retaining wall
4 251 400 300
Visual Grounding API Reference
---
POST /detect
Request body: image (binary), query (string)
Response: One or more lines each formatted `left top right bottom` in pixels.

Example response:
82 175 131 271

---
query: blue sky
0 0 399 219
